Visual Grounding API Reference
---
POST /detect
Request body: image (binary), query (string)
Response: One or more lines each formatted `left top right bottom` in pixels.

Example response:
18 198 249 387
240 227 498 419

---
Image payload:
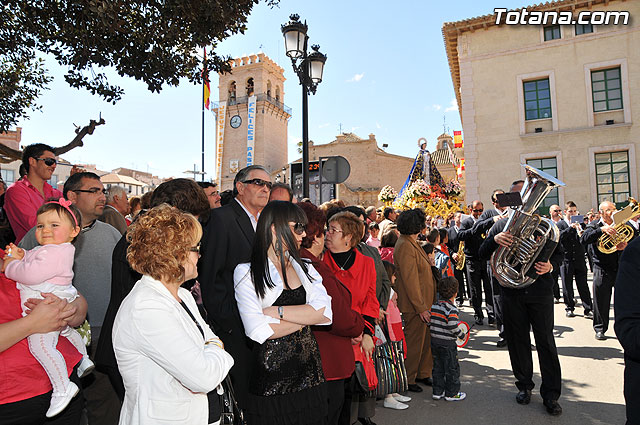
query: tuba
597 198 639 254
455 241 466 270
491 164 566 289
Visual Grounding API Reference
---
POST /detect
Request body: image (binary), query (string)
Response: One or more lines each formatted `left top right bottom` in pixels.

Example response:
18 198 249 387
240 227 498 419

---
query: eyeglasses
242 178 273 190
190 243 201 255
36 157 57 166
326 227 343 234
72 188 108 195
291 223 306 235
472 209 483 213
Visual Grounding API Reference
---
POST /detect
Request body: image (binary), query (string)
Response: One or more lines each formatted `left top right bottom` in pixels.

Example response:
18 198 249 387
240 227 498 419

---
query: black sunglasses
472 209 483 213
292 223 306 235
36 157 57 166
242 178 273 190
73 188 108 195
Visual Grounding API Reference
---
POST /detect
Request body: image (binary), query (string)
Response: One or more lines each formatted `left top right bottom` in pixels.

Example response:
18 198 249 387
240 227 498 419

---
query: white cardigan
113 275 234 425
234 257 332 344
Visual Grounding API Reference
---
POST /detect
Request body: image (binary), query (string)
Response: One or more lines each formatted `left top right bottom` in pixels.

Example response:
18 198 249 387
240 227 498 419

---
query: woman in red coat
298 202 364 425
323 211 379 425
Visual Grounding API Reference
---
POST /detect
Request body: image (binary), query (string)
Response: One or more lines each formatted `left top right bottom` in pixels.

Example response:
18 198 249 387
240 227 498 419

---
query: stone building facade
443 0 639 214
213 53 291 190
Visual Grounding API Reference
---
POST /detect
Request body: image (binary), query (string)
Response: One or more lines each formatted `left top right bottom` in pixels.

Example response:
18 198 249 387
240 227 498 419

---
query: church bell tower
213 53 291 190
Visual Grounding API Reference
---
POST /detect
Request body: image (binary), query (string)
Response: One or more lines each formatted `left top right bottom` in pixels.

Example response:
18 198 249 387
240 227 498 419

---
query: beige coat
393 235 436 314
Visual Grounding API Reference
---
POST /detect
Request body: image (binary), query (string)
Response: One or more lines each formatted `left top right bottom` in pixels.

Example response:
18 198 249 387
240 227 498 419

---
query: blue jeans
431 343 460 397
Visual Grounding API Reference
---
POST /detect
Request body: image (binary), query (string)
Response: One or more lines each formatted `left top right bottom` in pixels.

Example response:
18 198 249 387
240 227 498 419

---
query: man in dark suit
581 200 628 341
447 211 467 307
479 180 563 416
556 201 593 318
200 165 272 406
614 235 640 425
548 205 564 303
458 200 492 325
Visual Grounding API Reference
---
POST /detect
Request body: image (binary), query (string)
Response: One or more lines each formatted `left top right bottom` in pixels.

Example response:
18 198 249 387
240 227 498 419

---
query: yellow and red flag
453 130 463 148
203 49 211 110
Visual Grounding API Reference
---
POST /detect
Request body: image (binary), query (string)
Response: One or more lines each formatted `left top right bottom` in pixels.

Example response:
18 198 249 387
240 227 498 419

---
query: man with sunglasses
200 165 272 408
5 143 63 243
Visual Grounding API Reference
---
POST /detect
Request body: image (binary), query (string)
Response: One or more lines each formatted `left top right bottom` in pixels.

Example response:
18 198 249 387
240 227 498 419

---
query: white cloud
347 73 364 83
432 104 442 111
318 122 330 129
445 98 458 112
376 122 382 129
350 126 360 133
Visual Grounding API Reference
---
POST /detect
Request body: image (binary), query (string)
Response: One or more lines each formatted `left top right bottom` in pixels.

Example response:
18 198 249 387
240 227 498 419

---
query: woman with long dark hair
234 201 332 425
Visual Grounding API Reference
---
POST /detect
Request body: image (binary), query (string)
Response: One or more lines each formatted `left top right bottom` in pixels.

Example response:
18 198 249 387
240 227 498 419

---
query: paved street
375 275 626 424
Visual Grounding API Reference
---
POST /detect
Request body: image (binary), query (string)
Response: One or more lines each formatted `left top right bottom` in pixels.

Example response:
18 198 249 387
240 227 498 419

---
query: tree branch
54 116 106 156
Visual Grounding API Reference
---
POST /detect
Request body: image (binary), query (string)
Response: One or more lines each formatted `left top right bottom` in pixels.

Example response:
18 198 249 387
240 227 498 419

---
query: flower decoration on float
380 178 466 218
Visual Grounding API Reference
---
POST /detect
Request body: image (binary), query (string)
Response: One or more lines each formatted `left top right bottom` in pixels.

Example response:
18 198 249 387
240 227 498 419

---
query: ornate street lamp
282 14 327 199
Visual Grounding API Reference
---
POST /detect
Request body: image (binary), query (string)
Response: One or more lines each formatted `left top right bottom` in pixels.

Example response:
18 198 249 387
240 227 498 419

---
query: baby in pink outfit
3 198 94 418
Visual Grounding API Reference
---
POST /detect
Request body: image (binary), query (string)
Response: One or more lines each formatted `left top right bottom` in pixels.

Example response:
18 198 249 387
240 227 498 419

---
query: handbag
352 344 378 393
219 376 246 425
370 320 408 397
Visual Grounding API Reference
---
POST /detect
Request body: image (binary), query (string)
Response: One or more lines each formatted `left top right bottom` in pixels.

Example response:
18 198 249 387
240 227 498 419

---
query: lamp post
282 14 327 199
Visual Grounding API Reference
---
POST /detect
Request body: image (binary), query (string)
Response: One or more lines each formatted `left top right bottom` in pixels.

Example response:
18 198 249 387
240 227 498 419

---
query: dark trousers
431 343 460 397
0 369 83 425
551 269 561 300
503 294 561 401
83 343 121 425
326 379 346 425
592 265 617 334
466 259 493 320
215 319 254 408
560 259 593 313
454 267 467 302
624 356 640 425
487 264 505 338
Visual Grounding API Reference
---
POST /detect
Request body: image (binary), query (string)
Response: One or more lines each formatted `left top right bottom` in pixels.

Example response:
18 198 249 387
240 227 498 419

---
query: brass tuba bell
597 198 639 254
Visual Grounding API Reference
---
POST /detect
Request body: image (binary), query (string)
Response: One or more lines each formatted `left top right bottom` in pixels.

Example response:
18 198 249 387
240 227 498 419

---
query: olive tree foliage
0 0 277 133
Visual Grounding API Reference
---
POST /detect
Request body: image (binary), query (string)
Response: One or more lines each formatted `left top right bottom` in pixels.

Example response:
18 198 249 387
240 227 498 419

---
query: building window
544 25 561 41
591 67 622 112
575 23 593 35
1 170 15 184
526 157 559 216
595 151 630 208
524 78 552 120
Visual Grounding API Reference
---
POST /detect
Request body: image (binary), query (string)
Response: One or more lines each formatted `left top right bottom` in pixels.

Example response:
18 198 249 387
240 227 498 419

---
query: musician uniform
458 215 493 325
581 219 624 338
556 219 593 317
479 218 563 408
446 224 467 305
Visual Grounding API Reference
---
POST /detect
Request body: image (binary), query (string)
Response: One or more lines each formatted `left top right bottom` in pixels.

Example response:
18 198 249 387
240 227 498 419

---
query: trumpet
455 241 466 270
597 198 639 254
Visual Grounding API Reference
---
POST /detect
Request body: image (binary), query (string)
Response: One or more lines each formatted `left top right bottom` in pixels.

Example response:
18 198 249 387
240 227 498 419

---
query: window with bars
575 23 593 35
592 67 622 112
524 78 552 120
544 25 561 41
595 151 630 209
526 157 559 216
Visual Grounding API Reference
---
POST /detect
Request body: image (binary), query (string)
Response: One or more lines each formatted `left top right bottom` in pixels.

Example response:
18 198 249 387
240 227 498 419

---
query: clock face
230 115 242 128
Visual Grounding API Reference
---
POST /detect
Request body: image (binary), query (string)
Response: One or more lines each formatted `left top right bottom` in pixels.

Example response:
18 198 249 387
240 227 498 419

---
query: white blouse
234 256 332 344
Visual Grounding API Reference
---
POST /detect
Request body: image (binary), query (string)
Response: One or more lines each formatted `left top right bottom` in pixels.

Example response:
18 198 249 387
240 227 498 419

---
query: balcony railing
213 93 292 115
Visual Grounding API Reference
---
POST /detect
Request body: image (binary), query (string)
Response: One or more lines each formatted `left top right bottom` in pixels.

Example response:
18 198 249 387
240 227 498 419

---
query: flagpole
201 48 206 182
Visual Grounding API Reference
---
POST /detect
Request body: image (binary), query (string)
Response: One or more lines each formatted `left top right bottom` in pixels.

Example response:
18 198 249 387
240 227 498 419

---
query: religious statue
397 138 445 200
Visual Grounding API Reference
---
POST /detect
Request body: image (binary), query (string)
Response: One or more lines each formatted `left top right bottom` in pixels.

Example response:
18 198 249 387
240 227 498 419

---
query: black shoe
516 389 531 405
543 399 562 416
417 377 433 386
358 418 378 425
497 338 508 347
566 310 575 318
408 384 423 393
554 298 560 304
584 311 593 319
595 331 606 340
488 317 495 325
475 317 484 326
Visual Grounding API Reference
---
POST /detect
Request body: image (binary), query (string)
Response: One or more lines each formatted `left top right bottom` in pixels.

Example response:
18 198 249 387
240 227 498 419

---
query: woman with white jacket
113 205 233 425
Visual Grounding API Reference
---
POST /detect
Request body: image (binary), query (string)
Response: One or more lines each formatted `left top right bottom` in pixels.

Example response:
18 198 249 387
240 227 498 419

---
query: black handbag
370 320 408 397
219 376 246 425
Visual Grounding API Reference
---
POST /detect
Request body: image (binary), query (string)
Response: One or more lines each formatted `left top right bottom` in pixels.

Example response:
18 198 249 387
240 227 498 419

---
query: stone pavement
374 274 626 424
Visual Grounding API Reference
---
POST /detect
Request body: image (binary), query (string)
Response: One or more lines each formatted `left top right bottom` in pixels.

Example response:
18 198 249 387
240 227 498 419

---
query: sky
15 0 528 180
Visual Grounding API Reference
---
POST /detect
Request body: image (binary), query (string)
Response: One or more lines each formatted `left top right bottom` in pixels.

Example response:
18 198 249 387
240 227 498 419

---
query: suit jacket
557 220 586 263
458 216 486 261
393 234 435 314
98 205 127 235
113 275 234 425
200 198 255 334
580 220 622 272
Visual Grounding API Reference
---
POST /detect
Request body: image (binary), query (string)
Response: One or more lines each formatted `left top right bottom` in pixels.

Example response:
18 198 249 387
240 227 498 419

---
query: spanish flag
203 49 211 110
453 130 463 148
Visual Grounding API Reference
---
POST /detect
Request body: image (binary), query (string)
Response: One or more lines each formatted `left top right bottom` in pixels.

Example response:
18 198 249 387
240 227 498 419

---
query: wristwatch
278 306 284 319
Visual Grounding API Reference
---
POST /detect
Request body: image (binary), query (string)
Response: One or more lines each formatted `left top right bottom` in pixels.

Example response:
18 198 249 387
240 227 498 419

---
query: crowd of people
0 144 638 425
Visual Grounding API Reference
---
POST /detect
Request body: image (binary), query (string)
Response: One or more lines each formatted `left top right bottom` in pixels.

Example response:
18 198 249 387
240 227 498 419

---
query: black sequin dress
244 285 327 425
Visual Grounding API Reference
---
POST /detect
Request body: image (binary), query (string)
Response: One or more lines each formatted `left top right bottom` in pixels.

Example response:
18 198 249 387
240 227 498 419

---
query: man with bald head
581 200 628 340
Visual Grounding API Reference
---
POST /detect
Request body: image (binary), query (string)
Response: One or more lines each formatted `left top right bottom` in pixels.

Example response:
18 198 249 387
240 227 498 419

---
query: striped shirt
430 299 463 347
